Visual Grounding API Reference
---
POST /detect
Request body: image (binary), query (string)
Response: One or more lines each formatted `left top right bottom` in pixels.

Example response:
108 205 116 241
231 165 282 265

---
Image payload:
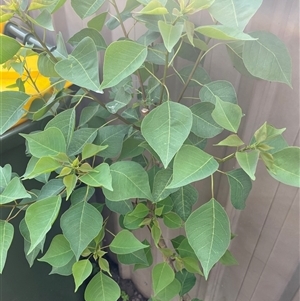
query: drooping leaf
71 0 105 19
0 220 14 274
55 37 102 92
168 145 219 189
0 177 30 204
19 219 45 267
158 21 184 53
170 184 198 221
199 80 237 104
21 127 66 158
141 101 193 168
61 201 103 260
25 196 62 254
110 230 148 255
178 65 211 87
175 269 196 296
0 91 30 135
102 161 152 202
236 150 260 180
0 35 22 64
190 102 223 138
39 234 73 267
152 262 175 295
79 163 112 190
138 0 168 15
227 168 252 209
211 96 243 133
185 198 230 279
100 41 147 90
208 0 263 30
195 25 256 41
72 259 93 292
45 108 76 146
182 257 203 275
27 10 54 31
243 31 292 87
268 147 300 187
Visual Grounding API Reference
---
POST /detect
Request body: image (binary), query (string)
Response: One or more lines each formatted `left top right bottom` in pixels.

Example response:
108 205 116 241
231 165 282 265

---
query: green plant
0 1 298 301
121 290 130 301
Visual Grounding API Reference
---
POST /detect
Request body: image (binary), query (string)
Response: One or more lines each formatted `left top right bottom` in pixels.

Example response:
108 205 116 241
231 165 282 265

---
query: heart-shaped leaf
0 221 14 273
55 37 102 92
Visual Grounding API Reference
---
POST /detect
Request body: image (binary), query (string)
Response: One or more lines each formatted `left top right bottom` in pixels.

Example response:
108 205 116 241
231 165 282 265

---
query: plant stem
159 51 169 103
110 0 128 38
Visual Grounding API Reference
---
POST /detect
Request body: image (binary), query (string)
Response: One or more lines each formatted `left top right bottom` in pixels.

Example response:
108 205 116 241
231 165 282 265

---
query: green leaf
38 179 65 199
168 145 219 189
170 185 198 221
68 28 107 51
141 101 192 168
253 122 286 144
268 147 300 187
152 262 175 295
19 219 45 267
208 0 263 30
72 259 93 292
219 250 238 266
0 35 22 64
21 127 66 158
152 169 178 203
155 279 181 301
227 168 252 209
50 256 76 276
45 109 76 147
79 163 112 190
243 31 292 87
151 223 162 246
195 25 256 41
85 272 120 301
178 65 211 87
106 88 132 115
200 80 237 104
212 96 242 133
158 21 184 53
61 201 103 260
87 12 107 31
0 164 12 193
128 203 149 218
185 133 207 150
28 0 57 10
110 230 148 255
100 41 147 90
27 10 54 31
175 269 196 296
163 212 183 229
0 220 14 274
67 128 98 156
0 177 30 204
185 0 215 13
138 1 168 15
182 257 203 275
103 161 152 202
71 186 95 205
55 37 102 92
63 174 77 200
39 234 73 267
119 136 144 160
82 144 108 160
0 91 30 135
25 196 62 254
236 150 260 180
118 241 150 266
71 0 105 19
190 102 223 138
215 134 244 147
105 198 133 215
38 53 59 77
185 198 230 279
24 157 62 179
177 238 198 260
94 125 129 158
